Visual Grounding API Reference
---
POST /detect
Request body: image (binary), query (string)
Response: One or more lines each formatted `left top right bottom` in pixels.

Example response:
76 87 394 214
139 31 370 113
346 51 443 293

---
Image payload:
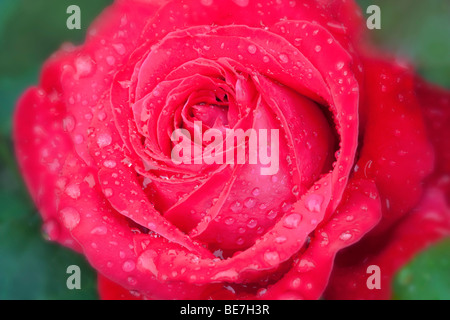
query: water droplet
267 210 277 220
97 111 107 121
233 0 249 7
90 225 107 235
263 251 280 266
112 43 126 55
283 213 302 229
339 231 352 241
281 202 292 213
279 54 289 63
297 259 316 272
104 188 113 198
65 184 81 199
137 250 158 276
201 0 213 6
128 277 137 286
97 133 112 148
247 44 257 54
305 194 323 213
263 56 270 63
74 134 84 145
247 219 257 229
252 188 260 197
122 260 136 272
291 185 300 196
336 62 345 70
236 237 245 245
275 235 287 243
63 115 75 132
60 207 80 230
106 56 116 66
224 217 235 225
75 55 95 78
230 201 242 213
103 160 117 168
345 215 354 221
244 197 256 208
291 278 301 289
314 45 322 52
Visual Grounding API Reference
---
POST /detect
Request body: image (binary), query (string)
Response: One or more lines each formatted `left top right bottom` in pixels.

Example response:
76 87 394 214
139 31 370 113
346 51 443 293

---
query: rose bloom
13 0 449 300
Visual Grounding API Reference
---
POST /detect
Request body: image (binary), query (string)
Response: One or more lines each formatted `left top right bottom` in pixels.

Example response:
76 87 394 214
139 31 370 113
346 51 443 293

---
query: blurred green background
0 0 449 300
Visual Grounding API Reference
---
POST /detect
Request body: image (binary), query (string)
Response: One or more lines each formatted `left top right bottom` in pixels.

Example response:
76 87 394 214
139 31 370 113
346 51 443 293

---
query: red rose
13 0 450 300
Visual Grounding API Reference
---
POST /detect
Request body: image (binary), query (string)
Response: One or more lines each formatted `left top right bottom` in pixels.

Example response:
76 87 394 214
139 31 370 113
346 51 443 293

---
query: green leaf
393 238 450 300
357 0 450 88
0 211 98 300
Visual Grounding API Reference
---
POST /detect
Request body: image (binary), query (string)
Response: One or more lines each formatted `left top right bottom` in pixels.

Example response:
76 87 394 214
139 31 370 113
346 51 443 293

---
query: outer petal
13 0 160 250
415 80 450 199
259 178 381 300
325 185 450 300
354 57 434 234
13 86 80 250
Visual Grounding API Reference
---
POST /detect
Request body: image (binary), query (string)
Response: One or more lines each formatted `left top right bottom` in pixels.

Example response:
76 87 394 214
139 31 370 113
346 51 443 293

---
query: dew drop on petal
266 210 277 220
291 278 301 289
247 44 257 54
230 201 242 213
63 115 76 132
233 0 249 7
283 213 302 229
106 56 116 66
90 225 108 235
122 260 136 272
263 251 280 266
279 54 289 63
65 184 81 199
252 188 260 196
339 231 352 241
97 111 107 121
305 194 323 213
224 217 235 225
201 0 213 6
244 197 256 208
97 133 112 148
104 188 113 198
103 160 117 168
296 259 316 275
275 235 287 244
75 55 95 78
60 207 80 231
74 134 84 145
247 218 257 229
112 43 126 55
